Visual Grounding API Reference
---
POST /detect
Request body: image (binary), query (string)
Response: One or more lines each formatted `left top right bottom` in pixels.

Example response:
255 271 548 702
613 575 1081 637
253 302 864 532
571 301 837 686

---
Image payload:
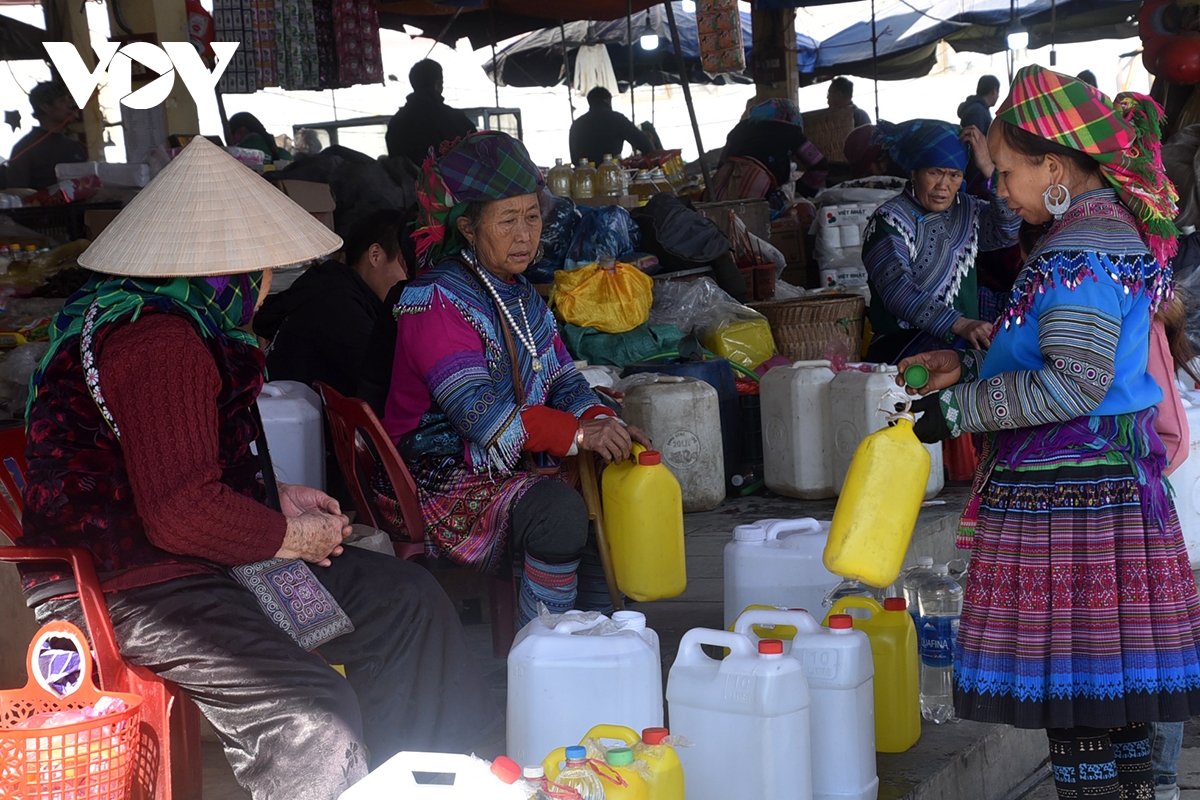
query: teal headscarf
27 272 264 417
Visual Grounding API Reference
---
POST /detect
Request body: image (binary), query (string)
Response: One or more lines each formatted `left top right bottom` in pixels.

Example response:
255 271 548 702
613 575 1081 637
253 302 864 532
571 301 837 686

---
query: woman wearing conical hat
900 66 1200 800
14 138 499 798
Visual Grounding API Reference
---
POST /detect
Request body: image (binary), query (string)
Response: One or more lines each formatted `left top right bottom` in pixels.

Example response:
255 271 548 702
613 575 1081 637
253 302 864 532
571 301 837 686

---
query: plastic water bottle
557 746 605 800
917 564 963 724
902 556 935 628
522 765 552 799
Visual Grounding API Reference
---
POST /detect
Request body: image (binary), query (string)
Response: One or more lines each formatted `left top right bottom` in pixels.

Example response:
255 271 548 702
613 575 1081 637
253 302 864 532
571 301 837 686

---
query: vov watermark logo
43 41 239 110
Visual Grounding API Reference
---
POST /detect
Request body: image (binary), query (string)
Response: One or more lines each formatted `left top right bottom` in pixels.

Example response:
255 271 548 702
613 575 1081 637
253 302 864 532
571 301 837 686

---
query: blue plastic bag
564 206 642 270
529 194 581 283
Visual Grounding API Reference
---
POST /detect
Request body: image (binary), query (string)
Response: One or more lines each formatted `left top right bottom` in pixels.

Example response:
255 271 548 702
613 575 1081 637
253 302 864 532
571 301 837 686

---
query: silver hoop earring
1043 183 1071 219
531 243 545 266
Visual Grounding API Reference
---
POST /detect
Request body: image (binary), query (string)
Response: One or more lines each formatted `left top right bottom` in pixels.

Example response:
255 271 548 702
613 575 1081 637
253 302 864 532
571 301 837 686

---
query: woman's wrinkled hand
276 510 352 567
579 417 649 463
960 125 994 179
278 482 342 518
897 350 962 394
950 317 993 350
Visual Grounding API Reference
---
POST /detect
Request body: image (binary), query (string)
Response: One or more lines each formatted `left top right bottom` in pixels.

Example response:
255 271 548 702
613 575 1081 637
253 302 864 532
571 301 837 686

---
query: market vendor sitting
2 81 86 190
255 209 410 398
376 131 649 626
15 137 499 799
862 119 1020 363
720 99 829 198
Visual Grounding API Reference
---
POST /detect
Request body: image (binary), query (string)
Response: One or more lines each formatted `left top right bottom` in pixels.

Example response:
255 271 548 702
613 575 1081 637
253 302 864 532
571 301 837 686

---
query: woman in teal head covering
377 131 648 626
862 119 1021 363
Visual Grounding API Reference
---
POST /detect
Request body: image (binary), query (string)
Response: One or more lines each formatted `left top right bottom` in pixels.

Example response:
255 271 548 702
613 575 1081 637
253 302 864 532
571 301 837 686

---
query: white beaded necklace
465 248 542 372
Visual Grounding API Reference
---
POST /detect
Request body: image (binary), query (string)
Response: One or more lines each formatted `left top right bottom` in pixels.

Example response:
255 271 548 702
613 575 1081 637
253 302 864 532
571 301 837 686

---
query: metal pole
561 19 576 122
664 0 710 186
628 0 636 122
490 11 500 108
871 0 879 123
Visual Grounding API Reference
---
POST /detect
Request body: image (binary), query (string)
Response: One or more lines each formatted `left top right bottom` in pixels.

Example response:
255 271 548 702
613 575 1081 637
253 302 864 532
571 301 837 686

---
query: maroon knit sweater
19 313 286 599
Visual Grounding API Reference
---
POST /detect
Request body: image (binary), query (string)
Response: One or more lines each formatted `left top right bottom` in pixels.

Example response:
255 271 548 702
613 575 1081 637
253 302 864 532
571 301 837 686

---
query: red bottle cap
828 614 854 629
758 639 784 655
884 597 908 612
638 450 662 466
642 727 669 745
490 756 522 784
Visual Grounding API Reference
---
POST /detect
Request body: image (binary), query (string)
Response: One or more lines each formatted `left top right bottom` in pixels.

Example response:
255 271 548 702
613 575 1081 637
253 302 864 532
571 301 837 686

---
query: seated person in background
17 138 498 799
569 87 656 167
255 210 409 398
228 111 293 167
3 81 85 190
375 132 649 626
720 98 828 197
386 59 477 167
827 76 871 127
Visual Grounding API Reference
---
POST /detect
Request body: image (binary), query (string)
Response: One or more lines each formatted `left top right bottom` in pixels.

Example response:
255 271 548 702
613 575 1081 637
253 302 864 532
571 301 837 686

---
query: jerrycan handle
382 752 477 788
734 608 822 638
825 595 884 624
542 747 568 782
762 517 821 542
675 628 756 666
582 724 640 748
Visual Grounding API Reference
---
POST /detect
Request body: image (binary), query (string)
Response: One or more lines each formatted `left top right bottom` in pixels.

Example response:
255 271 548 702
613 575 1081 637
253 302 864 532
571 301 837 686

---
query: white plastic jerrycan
830 365 943 500
761 359 837 499
723 517 841 628
506 610 663 767
733 608 878 800
257 380 326 491
621 376 725 512
339 752 524 799
666 629 812 800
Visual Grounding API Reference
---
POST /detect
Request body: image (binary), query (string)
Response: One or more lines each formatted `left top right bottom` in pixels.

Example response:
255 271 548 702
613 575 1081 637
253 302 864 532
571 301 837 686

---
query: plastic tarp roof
484 2 818 87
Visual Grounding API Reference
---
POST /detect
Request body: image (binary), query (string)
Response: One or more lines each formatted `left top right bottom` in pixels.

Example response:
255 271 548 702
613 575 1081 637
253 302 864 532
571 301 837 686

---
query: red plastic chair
0 425 203 800
315 382 518 656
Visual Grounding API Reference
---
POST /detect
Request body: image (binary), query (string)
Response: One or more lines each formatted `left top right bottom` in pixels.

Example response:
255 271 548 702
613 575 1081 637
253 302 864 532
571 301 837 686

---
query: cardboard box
277 180 336 231
695 199 771 240
84 209 120 240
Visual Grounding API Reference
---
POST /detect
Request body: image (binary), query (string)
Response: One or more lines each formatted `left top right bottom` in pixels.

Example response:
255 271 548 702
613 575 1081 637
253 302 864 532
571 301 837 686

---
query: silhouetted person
386 60 476 166
827 76 871 127
1077 70 1098 87
3 81 85 190
569 87 655 167
957 75 1001 134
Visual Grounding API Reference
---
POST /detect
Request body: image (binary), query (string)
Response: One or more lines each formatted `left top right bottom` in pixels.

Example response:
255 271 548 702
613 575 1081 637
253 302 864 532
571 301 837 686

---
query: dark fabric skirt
954 457 1200 729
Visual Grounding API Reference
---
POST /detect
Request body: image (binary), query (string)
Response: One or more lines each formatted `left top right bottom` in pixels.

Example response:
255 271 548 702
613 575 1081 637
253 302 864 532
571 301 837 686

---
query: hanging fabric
697 0 745 74
573 43 620 99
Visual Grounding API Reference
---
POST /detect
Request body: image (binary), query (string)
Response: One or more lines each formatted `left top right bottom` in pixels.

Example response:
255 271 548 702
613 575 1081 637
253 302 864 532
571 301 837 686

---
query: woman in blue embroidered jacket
863 119 1021 363
376 132 648 626
900 67 1200 800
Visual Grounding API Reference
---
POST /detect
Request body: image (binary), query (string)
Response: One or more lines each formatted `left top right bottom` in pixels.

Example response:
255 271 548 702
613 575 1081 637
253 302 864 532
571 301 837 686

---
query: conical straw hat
78 137 343 276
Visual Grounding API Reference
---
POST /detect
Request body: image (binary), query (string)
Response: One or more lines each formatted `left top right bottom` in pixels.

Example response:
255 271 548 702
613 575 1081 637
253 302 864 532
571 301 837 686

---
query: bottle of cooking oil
572 159 597 201
548 158 574 197
598 154 624 197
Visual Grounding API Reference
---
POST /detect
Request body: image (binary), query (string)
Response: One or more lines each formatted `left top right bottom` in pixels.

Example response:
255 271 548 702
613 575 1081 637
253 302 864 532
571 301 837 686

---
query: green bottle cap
606 747 635 766
903 364 929 390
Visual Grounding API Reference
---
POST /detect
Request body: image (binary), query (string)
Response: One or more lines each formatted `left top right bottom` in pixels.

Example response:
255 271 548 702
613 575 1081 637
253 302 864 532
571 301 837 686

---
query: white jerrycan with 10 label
506 610 663 767
830 365 943 500
666 629 812 800
256 380 326 491
621 376 725 512
723 517 841 628
339 752 523 799
761 360 838 499
733 608 878 800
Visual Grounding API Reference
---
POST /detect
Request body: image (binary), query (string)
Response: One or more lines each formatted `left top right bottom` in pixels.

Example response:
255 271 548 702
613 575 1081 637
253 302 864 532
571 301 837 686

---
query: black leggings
509 479 588 564
1046 724 1153 800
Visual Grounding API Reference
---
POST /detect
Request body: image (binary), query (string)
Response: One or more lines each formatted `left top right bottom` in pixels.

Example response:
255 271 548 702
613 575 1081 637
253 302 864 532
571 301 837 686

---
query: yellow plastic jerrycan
582 724 685 800
602 445 686 601
824 409 930 588
603 747 650 800
825 595 920 753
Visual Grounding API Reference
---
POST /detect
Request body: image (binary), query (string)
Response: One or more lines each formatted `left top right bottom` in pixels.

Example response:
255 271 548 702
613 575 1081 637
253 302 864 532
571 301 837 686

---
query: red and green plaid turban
414 131 545 266
996 64 1179 263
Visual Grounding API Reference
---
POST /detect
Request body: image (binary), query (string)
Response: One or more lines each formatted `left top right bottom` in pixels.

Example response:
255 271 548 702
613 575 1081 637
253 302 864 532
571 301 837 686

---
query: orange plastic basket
0 621 143 800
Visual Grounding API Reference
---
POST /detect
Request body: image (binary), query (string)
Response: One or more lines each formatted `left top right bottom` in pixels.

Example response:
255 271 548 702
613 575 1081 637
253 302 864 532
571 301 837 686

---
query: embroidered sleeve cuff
957 349 984 383
939 389 964 439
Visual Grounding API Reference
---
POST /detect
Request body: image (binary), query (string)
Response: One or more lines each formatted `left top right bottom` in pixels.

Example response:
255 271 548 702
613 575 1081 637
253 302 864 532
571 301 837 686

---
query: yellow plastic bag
551 261 654 334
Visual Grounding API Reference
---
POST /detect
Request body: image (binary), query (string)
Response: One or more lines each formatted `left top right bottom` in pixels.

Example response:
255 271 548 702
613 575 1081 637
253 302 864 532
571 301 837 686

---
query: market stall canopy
0 13 48 61
484 3 818 87
378 0 661 49
814 0 1137 79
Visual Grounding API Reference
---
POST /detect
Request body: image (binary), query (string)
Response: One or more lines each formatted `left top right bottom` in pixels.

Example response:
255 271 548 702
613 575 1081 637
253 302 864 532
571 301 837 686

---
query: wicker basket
748 294 865 361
